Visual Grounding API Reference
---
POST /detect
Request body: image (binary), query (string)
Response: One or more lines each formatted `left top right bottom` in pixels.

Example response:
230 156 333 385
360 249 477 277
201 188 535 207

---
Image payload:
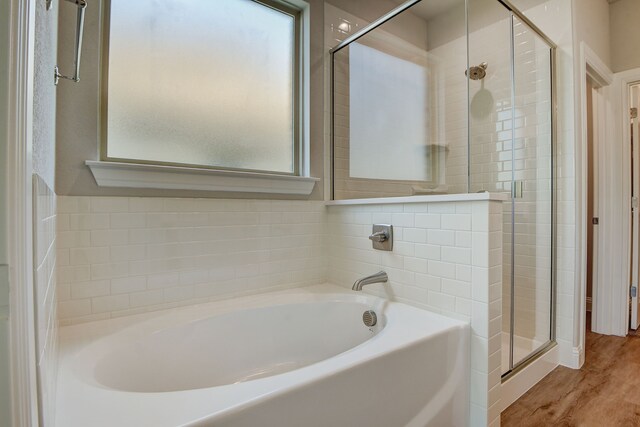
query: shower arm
54 0 87 85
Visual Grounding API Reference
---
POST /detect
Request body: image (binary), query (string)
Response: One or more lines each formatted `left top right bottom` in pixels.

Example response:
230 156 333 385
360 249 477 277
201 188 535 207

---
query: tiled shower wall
328 0 554 350
465 8 553 348
419 2 555 350
56 197 326 325
327 198 504 427
326 2 470 200
33 175 58 426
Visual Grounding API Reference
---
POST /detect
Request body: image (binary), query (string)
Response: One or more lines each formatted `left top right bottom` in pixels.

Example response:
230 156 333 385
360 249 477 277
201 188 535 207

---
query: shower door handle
512 181 524 199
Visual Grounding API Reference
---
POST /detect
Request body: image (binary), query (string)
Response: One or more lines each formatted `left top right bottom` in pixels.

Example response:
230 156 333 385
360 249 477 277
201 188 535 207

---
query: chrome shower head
466 62 488 80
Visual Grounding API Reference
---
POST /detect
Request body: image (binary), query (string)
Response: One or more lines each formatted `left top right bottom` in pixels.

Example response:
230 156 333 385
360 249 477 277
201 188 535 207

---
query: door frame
6 0 38 425
576 43 614 365
630 84 640 330
617 67 640 333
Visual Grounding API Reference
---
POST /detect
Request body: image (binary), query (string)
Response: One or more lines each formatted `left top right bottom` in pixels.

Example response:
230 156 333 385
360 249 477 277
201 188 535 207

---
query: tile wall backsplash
327 198 503 427
56 194 505 425
56 197 327 325
33 174 58 426
326 2 555 356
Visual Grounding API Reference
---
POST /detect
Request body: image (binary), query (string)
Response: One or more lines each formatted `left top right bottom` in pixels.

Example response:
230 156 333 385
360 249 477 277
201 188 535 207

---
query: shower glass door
468 3 555 375
467 0 514 374
510 14 554 368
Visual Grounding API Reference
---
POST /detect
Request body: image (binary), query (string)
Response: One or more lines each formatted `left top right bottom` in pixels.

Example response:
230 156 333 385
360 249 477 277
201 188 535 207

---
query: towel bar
54 0 87 85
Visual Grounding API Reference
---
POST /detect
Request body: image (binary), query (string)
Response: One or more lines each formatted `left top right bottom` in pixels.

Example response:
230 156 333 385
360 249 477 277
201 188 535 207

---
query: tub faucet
352 271 388 291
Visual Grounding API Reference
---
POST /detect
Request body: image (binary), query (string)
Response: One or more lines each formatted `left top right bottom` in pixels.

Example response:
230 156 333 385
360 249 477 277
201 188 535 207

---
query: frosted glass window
104 0 298 174
348 43 430 182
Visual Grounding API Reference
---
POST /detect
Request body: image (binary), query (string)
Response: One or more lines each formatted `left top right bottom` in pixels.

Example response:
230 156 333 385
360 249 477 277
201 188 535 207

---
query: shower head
466 62 488 80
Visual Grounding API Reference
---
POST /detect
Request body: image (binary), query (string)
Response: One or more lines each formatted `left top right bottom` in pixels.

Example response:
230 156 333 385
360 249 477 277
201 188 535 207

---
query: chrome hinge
631 286 637 298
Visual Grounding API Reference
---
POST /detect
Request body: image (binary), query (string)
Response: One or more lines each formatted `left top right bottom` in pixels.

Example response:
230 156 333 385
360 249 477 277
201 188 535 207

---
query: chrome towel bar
54 0 87 85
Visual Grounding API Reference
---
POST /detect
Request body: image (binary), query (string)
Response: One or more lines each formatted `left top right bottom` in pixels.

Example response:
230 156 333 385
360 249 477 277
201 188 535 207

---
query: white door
589 81 600 327
630 84 640 330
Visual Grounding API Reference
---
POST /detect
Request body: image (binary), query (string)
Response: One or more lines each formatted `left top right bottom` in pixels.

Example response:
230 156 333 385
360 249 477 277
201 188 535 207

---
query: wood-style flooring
502 317 640 426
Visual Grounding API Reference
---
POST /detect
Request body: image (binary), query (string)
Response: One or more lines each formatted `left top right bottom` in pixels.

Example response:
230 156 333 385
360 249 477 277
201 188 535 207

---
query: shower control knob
369 224 393 251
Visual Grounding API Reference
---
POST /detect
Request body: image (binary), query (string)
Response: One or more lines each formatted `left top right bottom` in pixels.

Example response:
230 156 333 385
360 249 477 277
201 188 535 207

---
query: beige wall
56 0 326 200
34 0 58 189
0 1 8 270
573 0 611 69
610 0 640 72
0 0 11 422
33 2 60 425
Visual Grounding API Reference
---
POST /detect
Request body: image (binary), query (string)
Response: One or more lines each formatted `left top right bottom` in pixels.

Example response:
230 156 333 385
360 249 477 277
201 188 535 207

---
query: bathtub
56 284 469 427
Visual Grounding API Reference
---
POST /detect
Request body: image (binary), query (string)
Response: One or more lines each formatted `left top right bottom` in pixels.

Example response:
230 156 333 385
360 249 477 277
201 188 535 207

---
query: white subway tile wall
56 197 327 325
327 1 556 373
57 194 507 425
325 3 467 200
464 11 555 369
33 175 58 426
327 199 503 427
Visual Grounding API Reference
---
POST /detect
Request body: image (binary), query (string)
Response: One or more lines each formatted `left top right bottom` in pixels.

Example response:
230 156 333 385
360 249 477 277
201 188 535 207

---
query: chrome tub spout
352 271 388 291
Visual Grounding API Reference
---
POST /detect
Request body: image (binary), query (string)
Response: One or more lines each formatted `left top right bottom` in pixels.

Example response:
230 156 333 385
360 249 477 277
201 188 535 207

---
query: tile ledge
86 161 319 195
325 193 508 206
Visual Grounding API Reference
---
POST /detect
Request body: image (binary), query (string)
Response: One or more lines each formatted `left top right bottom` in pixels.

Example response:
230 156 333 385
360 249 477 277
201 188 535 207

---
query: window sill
85 161 319 195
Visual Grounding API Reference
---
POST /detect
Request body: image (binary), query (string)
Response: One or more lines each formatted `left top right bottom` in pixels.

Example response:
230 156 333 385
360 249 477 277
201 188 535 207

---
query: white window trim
93 0 315 195
86 161 319 195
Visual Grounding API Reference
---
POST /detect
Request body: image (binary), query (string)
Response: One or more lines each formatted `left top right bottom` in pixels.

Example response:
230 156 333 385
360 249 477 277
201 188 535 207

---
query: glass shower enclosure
329 0 556 377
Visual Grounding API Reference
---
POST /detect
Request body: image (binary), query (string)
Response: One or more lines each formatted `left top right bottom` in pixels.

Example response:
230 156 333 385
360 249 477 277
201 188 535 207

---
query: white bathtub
56 284 469 427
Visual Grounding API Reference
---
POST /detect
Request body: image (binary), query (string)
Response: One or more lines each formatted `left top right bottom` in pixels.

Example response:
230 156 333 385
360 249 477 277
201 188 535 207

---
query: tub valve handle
369 231 388 243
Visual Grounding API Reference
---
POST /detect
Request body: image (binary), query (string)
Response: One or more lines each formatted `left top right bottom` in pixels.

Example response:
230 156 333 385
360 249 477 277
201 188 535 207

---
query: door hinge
632 108 638 119
631 286 637 298
592 217 599 225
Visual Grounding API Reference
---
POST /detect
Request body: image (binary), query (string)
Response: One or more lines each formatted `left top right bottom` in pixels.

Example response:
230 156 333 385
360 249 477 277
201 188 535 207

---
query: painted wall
33 2 60 425
573 0 611 69
33 0 57 189
55 0 326 200
57 197 326 325
0 0 9 269
610 0 640 73
0 0 11 422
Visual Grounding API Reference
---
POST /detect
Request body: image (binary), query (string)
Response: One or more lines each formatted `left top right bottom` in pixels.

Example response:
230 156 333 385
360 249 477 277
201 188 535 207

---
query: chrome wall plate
369 224 393 251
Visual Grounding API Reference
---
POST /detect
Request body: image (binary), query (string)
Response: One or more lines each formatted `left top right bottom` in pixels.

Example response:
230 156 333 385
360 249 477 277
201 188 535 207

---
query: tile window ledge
86 161 319 195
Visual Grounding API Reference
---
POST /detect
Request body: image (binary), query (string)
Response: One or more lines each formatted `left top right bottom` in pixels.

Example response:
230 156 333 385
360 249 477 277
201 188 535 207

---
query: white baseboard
501 345 559 412
556 339 584 369
572 345 585 368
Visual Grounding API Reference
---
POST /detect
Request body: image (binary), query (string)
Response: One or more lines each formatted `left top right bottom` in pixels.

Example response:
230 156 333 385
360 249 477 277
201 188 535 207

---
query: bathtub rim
56 283 470 427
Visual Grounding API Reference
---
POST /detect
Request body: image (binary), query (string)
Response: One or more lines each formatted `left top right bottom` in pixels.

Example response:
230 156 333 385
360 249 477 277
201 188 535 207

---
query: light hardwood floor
502 318 640 426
